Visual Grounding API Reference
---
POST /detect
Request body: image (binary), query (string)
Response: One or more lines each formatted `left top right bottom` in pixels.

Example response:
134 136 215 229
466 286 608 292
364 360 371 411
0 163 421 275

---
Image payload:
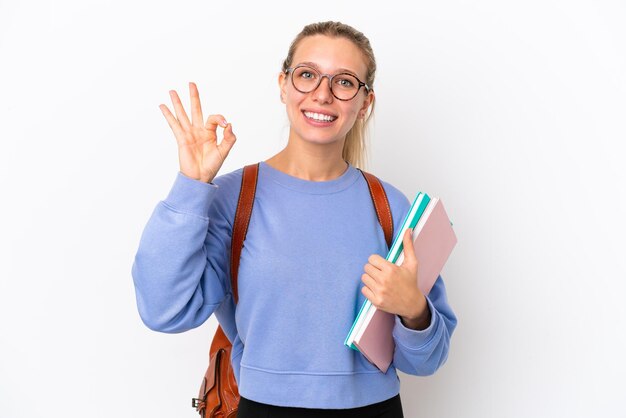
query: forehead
291 34 368 77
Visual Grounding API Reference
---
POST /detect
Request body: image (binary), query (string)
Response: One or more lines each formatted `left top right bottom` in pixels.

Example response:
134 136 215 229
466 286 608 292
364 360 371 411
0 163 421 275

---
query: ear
358 90 375 119
278 71 287 104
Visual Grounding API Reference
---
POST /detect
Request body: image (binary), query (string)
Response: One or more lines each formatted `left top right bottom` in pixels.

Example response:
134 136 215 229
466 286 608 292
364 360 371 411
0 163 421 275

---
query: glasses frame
284 64 371 101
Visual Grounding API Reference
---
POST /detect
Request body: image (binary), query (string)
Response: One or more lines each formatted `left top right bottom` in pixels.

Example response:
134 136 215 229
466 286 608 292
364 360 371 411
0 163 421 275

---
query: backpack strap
358 170 394 249
210 163 259 352
230 163 259 304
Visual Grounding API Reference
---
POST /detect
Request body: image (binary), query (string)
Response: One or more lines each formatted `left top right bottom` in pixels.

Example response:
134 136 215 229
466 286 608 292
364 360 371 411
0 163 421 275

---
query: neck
265 134 349 182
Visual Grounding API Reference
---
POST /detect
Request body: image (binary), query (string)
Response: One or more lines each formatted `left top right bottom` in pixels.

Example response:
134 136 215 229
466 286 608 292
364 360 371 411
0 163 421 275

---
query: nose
311 75 334 103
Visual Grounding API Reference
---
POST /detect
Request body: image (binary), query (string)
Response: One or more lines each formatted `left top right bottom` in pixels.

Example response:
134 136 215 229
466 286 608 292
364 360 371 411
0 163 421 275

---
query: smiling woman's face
279 34 374 148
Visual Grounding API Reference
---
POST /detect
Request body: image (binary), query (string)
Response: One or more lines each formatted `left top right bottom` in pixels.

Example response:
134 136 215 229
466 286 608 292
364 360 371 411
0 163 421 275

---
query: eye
335 77 355 88
294 67 318 80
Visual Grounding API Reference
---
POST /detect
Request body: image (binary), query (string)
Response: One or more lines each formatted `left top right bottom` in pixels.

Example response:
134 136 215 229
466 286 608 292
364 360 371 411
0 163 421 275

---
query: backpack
192 162 394 417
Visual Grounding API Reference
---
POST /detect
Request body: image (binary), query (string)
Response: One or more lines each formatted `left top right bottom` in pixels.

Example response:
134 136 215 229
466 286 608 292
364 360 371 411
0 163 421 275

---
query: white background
1 1 625 417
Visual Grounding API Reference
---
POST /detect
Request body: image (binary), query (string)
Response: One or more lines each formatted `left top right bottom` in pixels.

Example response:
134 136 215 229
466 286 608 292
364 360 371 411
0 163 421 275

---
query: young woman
132 21 457 418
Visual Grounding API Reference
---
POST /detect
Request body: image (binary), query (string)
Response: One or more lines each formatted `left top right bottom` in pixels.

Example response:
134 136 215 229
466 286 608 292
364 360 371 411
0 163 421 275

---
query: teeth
304 111 336 122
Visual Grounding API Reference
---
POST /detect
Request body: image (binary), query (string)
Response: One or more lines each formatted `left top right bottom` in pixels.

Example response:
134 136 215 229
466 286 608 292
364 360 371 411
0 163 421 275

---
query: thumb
401 228 418 268
218 123 237 153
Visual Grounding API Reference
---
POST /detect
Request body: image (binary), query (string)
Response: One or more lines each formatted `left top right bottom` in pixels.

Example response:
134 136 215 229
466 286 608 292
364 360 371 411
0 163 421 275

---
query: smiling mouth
302 111 338 122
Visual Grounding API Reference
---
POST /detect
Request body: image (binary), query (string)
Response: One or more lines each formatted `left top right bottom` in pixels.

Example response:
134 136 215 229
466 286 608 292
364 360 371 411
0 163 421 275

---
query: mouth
302 110 338 123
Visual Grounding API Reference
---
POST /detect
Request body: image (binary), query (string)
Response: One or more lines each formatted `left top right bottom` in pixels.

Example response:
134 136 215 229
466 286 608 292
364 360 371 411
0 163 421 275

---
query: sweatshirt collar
259 161 360 194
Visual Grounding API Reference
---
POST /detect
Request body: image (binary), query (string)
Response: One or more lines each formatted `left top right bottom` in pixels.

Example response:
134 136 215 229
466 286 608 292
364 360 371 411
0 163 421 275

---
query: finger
205 114 228 133
361 273 379 293
189 82 204 127
361 285 376 304
169 90 191 130
367 254 388 270
363 263 382 282
217 123 237 156
401 228 418 267
159 104 186 144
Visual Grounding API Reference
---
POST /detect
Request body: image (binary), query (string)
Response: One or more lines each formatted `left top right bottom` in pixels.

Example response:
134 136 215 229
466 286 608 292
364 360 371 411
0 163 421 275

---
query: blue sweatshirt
131 161 457 409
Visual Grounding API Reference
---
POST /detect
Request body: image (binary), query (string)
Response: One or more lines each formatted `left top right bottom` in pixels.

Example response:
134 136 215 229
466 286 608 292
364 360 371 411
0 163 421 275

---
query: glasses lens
331 74 360 100
292 66 320 93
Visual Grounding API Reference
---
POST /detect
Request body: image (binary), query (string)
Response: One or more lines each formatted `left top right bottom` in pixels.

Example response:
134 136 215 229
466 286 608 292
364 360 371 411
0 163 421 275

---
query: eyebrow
297 61 361 77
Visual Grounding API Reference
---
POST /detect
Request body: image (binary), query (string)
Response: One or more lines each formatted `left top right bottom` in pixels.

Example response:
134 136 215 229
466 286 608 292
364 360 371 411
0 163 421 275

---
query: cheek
342 104 361 120
284 94 302 115
346 97 368 117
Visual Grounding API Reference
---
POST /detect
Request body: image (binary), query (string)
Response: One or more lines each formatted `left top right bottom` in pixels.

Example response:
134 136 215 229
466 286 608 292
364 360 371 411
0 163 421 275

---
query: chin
294 124 350 146
298 132 346 146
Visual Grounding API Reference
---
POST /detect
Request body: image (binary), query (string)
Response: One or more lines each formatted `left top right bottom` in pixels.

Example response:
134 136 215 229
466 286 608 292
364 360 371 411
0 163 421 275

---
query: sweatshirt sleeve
131 171 238 333
391 275 457 375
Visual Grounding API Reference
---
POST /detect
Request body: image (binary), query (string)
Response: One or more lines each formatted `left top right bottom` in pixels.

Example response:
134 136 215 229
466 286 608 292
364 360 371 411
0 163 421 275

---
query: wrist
400 296 431 330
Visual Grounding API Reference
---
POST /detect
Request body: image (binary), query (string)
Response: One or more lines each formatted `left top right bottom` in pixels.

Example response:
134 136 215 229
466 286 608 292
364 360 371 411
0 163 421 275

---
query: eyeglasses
284 65 370 101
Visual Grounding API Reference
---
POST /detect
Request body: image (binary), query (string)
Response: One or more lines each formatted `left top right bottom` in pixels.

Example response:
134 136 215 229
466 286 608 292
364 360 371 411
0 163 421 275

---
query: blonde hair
281 21 376 169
